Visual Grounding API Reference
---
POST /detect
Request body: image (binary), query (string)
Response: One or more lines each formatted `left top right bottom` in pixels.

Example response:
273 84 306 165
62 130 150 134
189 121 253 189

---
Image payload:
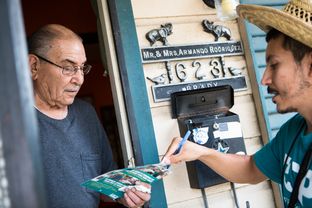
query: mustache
65 86 81 92
267 87 277 94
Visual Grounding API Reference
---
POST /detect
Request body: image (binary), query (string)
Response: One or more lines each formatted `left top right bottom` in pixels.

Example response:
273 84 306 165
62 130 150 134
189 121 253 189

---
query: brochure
81 162 170 200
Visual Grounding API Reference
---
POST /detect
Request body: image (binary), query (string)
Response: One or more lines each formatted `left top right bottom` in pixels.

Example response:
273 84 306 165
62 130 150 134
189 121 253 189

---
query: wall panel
132 0 276 207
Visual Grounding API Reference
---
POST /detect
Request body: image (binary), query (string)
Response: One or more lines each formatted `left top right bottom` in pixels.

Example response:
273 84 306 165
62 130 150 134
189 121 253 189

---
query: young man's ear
28 54 40 80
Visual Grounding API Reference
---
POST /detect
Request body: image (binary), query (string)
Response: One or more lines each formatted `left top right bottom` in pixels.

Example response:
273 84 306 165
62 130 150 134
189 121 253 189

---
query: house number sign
143 21 247 103
141 41 243 63
152 75 247 102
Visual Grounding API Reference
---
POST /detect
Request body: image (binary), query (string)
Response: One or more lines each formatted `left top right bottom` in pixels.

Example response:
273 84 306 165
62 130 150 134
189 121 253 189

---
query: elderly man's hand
117 181 151 208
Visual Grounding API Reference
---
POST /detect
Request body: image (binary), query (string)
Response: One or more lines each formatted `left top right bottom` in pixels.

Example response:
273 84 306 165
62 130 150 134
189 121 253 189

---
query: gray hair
27 24 83 56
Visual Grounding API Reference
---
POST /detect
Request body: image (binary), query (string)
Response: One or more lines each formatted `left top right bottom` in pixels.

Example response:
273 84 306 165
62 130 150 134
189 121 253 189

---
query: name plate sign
152 75 247 103
141 41 243 63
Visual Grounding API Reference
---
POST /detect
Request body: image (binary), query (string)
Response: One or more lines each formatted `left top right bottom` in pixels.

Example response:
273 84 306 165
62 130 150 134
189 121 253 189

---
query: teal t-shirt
254 114 312 207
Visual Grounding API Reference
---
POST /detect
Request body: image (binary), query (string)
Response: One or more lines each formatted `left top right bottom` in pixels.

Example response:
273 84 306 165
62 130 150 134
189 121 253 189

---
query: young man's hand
163 137 209 164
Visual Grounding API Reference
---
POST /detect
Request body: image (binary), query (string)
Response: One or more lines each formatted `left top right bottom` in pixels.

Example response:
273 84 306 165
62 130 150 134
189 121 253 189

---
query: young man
164 0 312 207
28 24 150 208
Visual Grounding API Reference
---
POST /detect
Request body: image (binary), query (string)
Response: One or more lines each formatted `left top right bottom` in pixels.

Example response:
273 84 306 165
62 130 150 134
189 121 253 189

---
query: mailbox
171 85 246 188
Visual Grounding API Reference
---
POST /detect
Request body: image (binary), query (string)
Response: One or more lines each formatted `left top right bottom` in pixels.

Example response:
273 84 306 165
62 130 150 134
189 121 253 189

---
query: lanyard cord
280 122 311 208
281 127 302 186
288 145 312 208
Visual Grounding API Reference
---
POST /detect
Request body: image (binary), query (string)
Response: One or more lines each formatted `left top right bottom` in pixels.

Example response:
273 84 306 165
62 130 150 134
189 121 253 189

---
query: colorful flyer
81 163 170 200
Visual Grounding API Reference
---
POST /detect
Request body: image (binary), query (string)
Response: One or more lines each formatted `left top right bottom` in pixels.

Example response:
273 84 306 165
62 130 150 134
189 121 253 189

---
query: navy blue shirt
37 99 116 208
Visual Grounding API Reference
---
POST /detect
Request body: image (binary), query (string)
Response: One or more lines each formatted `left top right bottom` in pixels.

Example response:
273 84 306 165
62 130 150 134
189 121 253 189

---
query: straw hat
236 0 312 48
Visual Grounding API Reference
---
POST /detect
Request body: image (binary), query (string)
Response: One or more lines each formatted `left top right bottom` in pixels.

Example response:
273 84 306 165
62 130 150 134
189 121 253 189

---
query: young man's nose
261 68 272 86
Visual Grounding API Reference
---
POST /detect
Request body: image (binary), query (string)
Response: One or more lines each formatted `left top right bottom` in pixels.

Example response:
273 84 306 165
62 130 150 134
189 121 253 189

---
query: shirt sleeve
253 114 302 184
254 137 283 183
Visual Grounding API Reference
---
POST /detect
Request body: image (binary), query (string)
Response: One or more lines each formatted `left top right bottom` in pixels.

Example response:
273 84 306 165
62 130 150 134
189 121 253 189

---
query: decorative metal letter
210 59 223 78
193 60 205 80
175 63 188 82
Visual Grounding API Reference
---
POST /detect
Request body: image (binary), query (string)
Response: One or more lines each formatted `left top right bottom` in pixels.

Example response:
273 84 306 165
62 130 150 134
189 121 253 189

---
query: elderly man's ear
28 54 39 80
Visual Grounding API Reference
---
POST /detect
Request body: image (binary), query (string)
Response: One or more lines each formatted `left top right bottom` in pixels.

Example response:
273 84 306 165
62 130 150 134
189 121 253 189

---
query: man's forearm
199 149 267 184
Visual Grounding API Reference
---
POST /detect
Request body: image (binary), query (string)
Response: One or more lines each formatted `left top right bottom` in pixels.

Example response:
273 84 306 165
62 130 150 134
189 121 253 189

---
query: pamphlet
81 162 170 200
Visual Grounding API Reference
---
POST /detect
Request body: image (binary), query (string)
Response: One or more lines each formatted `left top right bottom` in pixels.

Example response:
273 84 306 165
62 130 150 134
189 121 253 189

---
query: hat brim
237 4 312 48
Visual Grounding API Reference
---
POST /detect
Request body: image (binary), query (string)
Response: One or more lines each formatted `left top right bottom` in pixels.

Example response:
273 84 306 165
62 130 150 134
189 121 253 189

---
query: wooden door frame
0 0 46 207
95 0 168 207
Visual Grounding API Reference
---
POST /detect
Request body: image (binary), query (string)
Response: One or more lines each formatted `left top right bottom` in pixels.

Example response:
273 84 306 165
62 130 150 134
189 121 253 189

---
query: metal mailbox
171 85 246 188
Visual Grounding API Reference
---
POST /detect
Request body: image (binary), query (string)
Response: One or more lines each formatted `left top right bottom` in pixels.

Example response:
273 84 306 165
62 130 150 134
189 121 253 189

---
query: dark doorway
21 0 124 168
21 0 125 206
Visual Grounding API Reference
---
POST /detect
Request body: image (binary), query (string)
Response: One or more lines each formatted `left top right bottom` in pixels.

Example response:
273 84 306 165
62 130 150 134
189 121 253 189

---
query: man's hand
163 137 267 184
117 182 151 208
163 137 209 164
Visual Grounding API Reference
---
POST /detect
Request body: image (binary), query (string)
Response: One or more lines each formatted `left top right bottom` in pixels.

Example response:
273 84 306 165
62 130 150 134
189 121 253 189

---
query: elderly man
164 0 312 207
28 24 150 208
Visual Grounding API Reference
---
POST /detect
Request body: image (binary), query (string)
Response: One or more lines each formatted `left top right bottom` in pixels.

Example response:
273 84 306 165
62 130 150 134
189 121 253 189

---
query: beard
277 106 295 114
268 71 311 114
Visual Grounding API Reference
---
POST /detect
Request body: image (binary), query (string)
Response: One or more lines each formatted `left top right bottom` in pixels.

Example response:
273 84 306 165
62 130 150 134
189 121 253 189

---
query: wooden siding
132 0 278 207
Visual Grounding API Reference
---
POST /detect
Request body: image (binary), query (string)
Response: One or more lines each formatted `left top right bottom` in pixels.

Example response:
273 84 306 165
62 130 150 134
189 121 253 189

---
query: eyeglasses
34 54 91 76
